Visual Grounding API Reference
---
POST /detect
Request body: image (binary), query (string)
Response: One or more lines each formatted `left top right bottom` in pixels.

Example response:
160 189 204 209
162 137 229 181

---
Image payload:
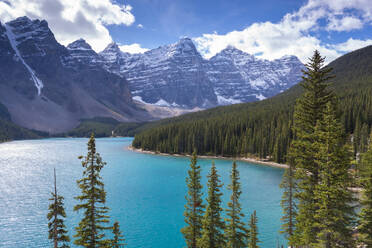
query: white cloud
327 16 363 31
194 0 372 63
137 23 144 28
331 38 372 52
119 43 149 54
0 0 135 52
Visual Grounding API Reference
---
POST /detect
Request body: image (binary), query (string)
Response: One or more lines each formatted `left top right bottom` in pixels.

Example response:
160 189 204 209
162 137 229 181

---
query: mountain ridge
98 38 304 107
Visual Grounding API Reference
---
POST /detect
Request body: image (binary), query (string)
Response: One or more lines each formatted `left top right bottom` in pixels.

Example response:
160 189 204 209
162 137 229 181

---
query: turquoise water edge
0 137 286 247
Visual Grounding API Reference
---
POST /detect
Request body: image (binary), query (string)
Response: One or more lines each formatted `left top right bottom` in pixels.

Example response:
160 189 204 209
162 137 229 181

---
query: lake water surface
0 137 286 247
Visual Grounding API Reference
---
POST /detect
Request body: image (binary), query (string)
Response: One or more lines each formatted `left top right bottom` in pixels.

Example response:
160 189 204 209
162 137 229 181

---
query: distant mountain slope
0 102 47 141
132 45 372 162
0 17 151 134
99 38 304 107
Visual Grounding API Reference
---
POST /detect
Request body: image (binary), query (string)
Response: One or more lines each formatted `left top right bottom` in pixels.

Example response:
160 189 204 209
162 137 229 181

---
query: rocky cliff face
100 38 218 108
99 39 304 107
207 46 304 103
0 17 149 133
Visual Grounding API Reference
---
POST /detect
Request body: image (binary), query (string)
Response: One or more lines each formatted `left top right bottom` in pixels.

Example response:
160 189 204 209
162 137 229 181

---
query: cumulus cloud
331 38 372 52
137 23 144 28
0 0 135 52
119 43 149 54
327 16 363 31
194 0 372 63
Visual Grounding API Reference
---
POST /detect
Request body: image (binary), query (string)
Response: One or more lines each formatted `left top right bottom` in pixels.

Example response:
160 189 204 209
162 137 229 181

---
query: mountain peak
167 37 198 56
220 45 249 55
4 16 53 48
102 42 121 54
6 16 32 26
6 16 49 31
225 45 238 50
178 37 193 43
67 39 92 50
176 37 195 48
276 55 302 64
211 46 255 63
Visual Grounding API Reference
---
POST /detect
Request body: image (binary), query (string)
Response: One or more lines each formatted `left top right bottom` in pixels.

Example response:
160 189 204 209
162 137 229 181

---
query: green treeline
182 153 260 248
132 45 372 163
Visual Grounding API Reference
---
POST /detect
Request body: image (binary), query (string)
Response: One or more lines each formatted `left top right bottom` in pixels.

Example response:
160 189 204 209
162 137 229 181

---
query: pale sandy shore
127 146 288 169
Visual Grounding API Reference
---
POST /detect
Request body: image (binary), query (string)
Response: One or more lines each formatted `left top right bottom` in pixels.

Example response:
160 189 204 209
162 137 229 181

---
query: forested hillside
132 46 372 162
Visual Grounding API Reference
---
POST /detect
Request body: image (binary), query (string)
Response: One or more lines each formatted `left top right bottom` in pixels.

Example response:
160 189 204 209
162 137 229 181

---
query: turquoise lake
0 137 286 247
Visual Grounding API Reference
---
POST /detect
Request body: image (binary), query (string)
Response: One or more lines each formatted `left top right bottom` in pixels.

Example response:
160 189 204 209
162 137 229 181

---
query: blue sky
109 0 306 48
1 0 372 63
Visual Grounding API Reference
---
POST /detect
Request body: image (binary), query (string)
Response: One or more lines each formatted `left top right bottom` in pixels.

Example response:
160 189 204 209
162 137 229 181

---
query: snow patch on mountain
4 23 43 95
216 92 242 105
133 95 180 107
255 94 266 101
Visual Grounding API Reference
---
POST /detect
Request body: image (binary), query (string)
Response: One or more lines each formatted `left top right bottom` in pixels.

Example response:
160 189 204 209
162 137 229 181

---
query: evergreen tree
198 162 225 248
313 102 355 247
289 50 334 245
74 133 111 247
225 161 248 248
248 211 259 248
47 168 70 248
111 221 126 248
279 160 297 247
359 133 372 246
181 151 204 248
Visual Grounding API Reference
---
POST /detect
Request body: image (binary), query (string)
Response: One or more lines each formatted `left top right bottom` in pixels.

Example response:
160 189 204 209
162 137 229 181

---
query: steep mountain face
99 39 304 107
99 42 131 76
0 17 149 133
207 46 304 103
100 38 218 108
62 39 103 68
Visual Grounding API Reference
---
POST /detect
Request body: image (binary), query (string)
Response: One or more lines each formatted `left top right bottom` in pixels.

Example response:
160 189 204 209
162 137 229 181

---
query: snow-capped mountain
100 38 218 108
207 46 304 103
0 17 150 133
0 16 304 133
62 38 103 69
99 39 304 107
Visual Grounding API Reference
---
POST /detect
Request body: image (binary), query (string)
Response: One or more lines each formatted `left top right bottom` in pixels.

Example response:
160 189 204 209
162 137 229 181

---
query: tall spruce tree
74 133 111 247
313 102 355 247
279 161 297 247
289 50 334 245
198 162 225 248
181 151 204 248
248 210 259 248
359 133 372 246
112 221 126 248
47 168 70 248
225 161 249 248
